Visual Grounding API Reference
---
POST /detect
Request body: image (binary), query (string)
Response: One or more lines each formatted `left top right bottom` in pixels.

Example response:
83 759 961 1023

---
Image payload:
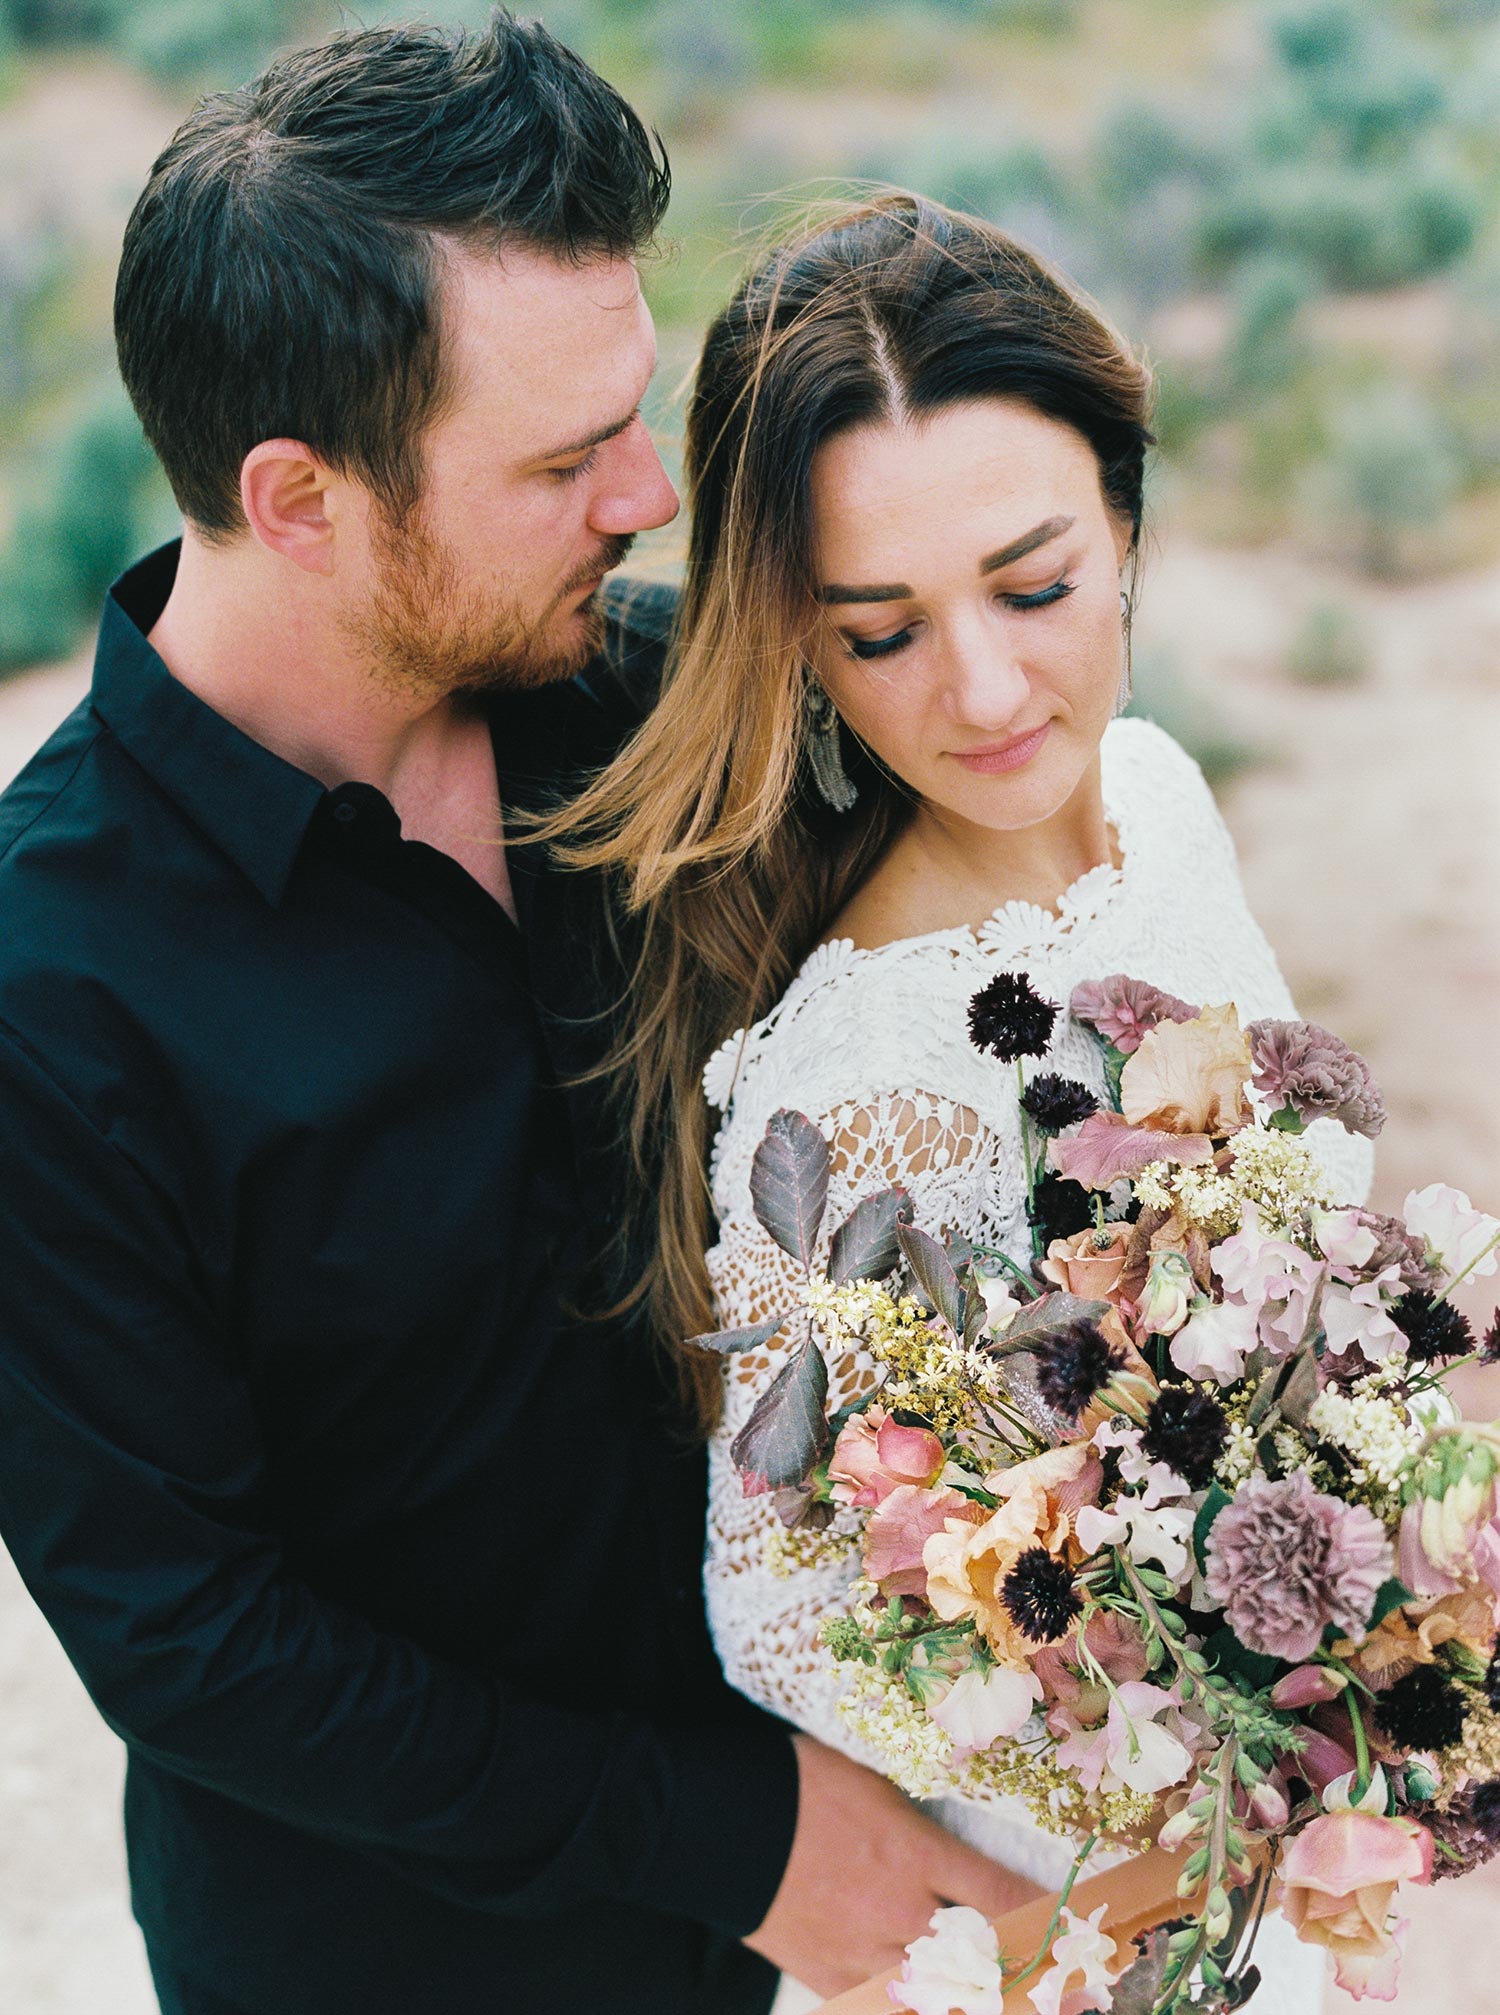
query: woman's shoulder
1103 713 1240 871
702 930 974 1121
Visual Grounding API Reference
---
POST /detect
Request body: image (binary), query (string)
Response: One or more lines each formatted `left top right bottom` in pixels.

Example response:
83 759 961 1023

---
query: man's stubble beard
351 499 633 701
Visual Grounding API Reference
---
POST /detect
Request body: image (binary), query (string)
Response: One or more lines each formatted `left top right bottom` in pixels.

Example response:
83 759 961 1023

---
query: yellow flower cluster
1133 1161 1241 1239
807 1278 982 1431
1135 1125 1335 1242
1306 1369 1426 1518
1441 1691 1500 1784
1215 1418 1259 1489
835 1659 963 1798
763 1522 857 1580
1225 1124 1337 1234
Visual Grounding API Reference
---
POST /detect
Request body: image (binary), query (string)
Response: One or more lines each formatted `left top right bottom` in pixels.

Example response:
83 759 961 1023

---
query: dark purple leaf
828 1187 913 1284
730 1332 830 1495
995 1290 1114 1350
750 1110 831 1271
897 1222 965 1333
1105 1925 1178 2015
688 1312 798 1356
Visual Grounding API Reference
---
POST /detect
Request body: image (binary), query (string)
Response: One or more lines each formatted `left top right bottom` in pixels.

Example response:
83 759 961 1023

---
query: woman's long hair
544 193 1154 1433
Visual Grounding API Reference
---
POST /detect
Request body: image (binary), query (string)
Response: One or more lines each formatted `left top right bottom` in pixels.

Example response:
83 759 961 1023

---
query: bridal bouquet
696 971 1500 2011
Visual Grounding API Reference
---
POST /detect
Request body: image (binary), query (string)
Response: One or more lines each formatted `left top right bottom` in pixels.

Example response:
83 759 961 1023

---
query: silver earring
805 682 858 812
1114 589 1133 717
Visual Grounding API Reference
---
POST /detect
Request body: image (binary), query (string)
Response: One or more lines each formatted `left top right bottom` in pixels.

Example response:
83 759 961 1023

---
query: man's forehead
438 242 651 443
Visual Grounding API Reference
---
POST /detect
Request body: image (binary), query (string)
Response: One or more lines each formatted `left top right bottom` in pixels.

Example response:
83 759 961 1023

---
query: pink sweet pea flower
1027 1903 1121 2015
1277 1810 1432 2001
864 1484 981 1598
928 1663 1043 1761
829 1406 945 1509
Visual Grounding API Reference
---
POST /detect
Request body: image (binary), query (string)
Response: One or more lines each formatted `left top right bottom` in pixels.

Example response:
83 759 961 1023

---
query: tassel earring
804 682 858 812
1114 587 1134 718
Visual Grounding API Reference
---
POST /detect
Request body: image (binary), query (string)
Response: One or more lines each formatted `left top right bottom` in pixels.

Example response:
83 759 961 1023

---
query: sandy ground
0 537 1497 2012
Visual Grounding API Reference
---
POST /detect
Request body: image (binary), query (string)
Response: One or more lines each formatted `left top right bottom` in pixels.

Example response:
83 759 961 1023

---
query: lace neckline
807 724 1134 973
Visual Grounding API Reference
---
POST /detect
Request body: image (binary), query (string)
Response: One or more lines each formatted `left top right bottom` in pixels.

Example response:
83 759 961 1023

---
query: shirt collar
90 541 335 907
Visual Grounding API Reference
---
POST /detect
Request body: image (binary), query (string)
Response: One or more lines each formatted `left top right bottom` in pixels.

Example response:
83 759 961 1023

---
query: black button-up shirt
0 544 795 2014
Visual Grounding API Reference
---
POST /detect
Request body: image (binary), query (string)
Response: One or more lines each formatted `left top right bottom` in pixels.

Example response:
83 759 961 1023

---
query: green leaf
729 1329 830 1493
1366 1577 1413 1633
1203 1625 1281 1694
1193 1483 1232 1575
750 1110 830 1270
828 1185 912 1284
688 1312 795 1355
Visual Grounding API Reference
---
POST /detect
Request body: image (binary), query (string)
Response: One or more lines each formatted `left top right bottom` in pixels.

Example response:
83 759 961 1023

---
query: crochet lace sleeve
702 1092 1004 1767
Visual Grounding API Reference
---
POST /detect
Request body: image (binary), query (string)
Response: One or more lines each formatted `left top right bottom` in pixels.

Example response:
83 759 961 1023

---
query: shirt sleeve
0 1016 797 1936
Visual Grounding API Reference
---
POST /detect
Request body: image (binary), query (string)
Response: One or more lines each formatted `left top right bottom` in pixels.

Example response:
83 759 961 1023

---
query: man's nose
588 417 679 537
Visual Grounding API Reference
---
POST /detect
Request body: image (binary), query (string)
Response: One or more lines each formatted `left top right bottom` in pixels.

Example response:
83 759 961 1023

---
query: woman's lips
949 721 1051 774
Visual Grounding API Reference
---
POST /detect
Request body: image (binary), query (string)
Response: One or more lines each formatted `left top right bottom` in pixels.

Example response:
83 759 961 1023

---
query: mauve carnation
1246 1018 1386 1139
1069 975 1199 1055
1204 1471 1393 1663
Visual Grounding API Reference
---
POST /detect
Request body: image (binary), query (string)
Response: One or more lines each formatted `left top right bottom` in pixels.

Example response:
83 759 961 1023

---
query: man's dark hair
115 10 670 539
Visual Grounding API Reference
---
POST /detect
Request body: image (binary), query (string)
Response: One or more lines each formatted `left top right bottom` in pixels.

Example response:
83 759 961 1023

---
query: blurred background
0 1 1497 2009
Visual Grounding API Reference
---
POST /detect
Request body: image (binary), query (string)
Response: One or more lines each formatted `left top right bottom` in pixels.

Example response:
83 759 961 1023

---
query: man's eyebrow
817 514 1077 604
533 407 640 464
979 514 1075 574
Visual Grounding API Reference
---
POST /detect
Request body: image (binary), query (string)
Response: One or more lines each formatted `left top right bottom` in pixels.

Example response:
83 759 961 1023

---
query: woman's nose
939 613 1032 731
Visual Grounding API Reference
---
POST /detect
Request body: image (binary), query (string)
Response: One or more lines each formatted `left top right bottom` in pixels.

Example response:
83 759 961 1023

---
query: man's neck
146 536 515 918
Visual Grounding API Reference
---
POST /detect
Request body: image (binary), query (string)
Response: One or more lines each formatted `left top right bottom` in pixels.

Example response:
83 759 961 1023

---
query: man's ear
240 441 337 576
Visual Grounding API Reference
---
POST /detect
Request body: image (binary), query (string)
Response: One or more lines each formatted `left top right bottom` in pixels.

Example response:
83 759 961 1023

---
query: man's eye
547 449 599 484
845 628 912 661
1002 578 1076 611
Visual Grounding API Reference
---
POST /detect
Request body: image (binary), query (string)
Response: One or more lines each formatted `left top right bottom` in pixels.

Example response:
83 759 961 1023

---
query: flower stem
1017 1060 1044 1261
1002 1834 1099 1993
1436 1224 1500 1304
1345 1684 1371 1802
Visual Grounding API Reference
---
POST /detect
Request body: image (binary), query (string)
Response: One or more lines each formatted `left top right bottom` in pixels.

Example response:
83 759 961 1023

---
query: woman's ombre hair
547 193 1153 1430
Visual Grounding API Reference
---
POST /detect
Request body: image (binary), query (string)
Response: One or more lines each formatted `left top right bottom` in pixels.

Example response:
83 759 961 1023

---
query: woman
552 196 1373 2010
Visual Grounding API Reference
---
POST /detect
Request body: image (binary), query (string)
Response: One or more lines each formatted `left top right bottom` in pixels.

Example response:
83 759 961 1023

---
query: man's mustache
560 535 635 594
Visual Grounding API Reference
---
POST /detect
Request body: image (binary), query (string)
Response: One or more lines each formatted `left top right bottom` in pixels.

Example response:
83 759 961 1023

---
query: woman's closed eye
840 577 1077 660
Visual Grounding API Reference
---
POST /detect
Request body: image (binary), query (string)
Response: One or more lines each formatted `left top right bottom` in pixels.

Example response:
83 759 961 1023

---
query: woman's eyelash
549 449 599 484
841 577 1076 659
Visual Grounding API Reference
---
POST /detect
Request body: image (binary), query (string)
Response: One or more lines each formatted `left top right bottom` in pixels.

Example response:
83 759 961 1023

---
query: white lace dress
701 718 1375 2013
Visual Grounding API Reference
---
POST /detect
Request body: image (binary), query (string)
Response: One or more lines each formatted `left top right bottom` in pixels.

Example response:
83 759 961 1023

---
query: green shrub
1282 601 1373 686
1124 641 1262 788
1301 380 1460 576
0 383 169 676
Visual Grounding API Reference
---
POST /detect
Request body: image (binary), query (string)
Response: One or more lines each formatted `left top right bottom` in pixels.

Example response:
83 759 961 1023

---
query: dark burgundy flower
968 972 1059 1063
1031 1318 1122 1422
1375 1665 1467 1752
1141 1384 1229 1490
1391 1292 1474 1365
1482 1310 1500 1368
1001 1547 1082 1642
1026 1170 1098 1248
1019 1073 1100 1137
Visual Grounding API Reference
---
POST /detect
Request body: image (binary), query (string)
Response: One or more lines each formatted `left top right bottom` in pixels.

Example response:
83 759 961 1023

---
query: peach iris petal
1120 1001 1253 1137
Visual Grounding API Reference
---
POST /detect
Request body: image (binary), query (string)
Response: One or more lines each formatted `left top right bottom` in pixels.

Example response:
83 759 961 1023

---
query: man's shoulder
582 574 679 733
0 695 106 880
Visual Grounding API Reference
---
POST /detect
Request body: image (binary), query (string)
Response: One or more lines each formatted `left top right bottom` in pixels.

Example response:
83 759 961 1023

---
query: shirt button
333 801 359 825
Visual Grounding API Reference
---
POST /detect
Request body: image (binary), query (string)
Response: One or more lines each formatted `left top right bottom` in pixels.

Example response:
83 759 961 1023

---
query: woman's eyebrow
817 513 1077 604
978 514 1075 575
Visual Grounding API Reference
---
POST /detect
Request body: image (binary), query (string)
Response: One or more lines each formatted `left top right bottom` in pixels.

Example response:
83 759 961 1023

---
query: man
0 15 1036 2013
